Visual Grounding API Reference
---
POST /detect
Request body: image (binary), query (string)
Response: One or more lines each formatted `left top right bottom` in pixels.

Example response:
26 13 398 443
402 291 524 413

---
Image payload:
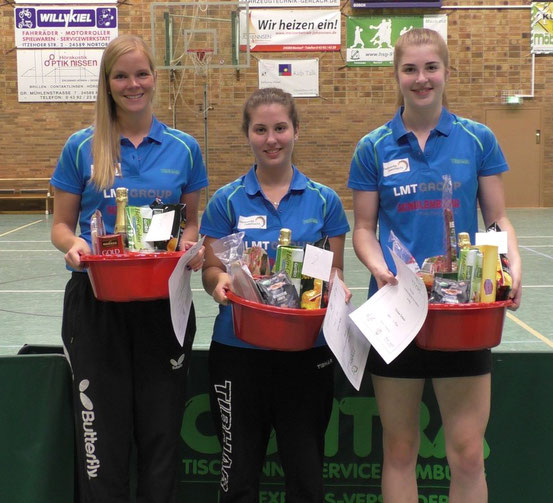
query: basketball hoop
187 48 213 76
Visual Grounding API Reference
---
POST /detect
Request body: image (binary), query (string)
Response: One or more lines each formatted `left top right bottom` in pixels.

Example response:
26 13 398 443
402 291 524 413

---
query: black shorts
366 340 492 379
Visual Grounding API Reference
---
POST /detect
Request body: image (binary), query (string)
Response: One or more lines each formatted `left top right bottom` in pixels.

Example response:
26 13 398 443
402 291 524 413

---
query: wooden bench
0 178 54 215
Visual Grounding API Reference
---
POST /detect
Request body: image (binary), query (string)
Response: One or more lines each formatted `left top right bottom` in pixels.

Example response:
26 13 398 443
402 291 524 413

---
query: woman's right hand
373 267 398 290
211 272 232 306
64 237 91 271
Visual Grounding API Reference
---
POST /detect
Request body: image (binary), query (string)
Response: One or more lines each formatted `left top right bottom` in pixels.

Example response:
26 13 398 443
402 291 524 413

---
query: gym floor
1 208 552 356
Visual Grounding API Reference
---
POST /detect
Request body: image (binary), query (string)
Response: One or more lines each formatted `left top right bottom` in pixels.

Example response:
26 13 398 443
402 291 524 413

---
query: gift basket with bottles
214 230 330 351
80 187 187 302
411 176 513 350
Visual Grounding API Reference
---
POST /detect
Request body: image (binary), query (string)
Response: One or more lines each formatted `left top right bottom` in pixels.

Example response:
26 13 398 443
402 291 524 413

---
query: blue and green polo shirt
201 164 350 348
51 116 208 252
348 107 509 296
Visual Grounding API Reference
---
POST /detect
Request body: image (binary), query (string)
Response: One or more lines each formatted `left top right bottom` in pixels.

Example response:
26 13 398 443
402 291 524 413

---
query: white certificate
168 236 205 346
349 250 428 364
323 271 370 391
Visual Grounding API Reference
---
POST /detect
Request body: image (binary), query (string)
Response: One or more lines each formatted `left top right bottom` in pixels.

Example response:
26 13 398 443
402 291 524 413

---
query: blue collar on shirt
243 164 309 197
391 107 454 142
120 115 164 145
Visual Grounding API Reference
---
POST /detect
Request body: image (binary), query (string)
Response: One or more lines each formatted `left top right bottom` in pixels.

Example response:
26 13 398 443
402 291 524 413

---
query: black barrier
2 351 552 502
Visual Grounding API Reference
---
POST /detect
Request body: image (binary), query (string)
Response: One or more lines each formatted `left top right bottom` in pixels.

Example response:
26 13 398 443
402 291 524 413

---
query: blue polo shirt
51 116 208 251
201 165 350 349
348 107 508 296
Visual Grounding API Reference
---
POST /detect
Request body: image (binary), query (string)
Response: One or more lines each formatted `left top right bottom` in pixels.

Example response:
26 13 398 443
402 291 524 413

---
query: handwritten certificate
349 250 428 364
323 272 370 391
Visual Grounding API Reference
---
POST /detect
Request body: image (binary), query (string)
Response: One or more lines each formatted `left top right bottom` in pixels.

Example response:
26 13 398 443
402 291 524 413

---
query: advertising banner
259 58 319 97
240 9 340 51
248 0 340 6
2 352 553 503
14 5 118 48
174 351 553 502
531 2 553 53
346 14 447 67
17 49 102 102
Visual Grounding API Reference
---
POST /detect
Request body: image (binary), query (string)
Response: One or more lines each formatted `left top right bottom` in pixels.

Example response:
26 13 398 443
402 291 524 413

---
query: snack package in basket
243 246 269 276
126 205 154 251
256 270 300 308
229 261 264 303
429 277 470 304
211 232 265 303
149 199 187 251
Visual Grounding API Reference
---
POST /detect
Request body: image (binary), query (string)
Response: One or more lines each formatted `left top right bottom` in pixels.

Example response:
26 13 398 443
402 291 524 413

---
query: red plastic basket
80 251 184 302
415 300 512 351
226 290 326 351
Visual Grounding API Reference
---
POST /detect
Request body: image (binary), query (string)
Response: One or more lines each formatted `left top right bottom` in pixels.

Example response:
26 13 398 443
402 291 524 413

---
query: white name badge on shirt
237 215 267 230
383 158 410 177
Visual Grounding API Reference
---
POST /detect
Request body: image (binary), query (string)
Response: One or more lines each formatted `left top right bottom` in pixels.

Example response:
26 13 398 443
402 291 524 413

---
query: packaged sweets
429 277 470 304
96 234 125 256
419 255 451 292
256 270 300 308
301 279 324 310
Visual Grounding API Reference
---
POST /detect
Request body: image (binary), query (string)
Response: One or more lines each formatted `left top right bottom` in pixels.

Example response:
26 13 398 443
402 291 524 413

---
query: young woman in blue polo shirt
201 87 350 502
348 28 522 502
50 34 208 503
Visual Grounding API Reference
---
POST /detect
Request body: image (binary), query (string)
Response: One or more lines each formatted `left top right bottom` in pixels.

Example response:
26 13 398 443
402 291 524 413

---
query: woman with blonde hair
348 28 521 502
51 34 208 502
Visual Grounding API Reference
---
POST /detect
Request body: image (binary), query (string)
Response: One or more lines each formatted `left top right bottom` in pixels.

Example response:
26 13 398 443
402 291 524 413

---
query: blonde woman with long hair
51 34 208 502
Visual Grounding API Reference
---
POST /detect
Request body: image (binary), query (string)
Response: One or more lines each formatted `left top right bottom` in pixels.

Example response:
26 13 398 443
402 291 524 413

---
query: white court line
506 312 553 349
520 246 553 260
0 250 57 252
0 220 43 237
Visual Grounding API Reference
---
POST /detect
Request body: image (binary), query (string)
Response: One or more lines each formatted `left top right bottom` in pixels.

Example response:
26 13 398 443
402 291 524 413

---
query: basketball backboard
150 1 250 71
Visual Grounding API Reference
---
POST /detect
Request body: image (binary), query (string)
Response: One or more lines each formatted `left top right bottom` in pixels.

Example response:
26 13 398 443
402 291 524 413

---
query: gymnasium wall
1 1 551 209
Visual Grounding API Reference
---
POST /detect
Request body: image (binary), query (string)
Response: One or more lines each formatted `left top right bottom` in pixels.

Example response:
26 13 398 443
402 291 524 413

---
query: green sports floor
1 209 552 356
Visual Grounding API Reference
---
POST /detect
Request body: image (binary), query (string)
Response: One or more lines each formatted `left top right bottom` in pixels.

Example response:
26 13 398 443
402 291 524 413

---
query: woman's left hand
180 241 205 271
507 258 522 310
329 275 352 303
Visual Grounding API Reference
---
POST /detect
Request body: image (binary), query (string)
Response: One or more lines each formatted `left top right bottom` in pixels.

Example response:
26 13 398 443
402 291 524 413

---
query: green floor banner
0 354 74 503
2 351 552 502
